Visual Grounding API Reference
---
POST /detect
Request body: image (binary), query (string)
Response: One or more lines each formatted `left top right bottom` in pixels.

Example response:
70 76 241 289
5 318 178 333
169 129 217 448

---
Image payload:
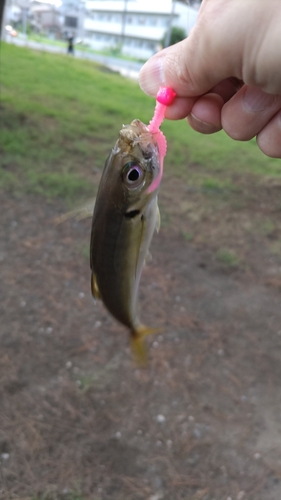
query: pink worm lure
147 86 176 193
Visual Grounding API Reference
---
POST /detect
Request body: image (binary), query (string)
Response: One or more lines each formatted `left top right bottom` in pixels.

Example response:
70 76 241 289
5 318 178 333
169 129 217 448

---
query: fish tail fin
130 325 161 366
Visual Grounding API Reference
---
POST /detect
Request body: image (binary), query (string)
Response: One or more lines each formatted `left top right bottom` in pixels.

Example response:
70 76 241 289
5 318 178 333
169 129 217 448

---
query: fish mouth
119 119 152 145
119 119 159 162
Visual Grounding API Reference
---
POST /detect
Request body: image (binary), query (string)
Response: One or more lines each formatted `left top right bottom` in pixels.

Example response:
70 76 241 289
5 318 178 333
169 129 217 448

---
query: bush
162 26 187 48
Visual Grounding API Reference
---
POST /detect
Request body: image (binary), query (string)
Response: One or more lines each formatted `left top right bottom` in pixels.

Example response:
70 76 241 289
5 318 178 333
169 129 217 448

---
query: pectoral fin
91 272 101 300
144 205 160 265
155 204 161 233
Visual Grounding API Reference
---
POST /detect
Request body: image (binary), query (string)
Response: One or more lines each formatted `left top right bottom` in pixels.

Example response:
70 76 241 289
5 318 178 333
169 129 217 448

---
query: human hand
139 0 281 158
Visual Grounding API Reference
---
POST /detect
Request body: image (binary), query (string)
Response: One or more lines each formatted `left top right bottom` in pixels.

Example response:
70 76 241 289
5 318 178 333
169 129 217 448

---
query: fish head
113 119 161 210
94 119 161 221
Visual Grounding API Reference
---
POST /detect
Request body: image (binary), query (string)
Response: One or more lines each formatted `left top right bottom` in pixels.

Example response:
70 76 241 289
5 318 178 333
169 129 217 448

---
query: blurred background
2 0 199 63
1 2 281 500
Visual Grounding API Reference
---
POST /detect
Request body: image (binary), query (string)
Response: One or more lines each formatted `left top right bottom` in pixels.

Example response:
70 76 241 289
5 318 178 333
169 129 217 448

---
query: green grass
27 32 145 62
1 42 281 202
182 231 194 242
28 33 67 47
216 248 240 267
164 120 281 178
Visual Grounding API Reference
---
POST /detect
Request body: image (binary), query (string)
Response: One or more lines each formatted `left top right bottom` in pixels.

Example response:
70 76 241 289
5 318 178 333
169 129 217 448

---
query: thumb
139 0 249 98
139 0 281 98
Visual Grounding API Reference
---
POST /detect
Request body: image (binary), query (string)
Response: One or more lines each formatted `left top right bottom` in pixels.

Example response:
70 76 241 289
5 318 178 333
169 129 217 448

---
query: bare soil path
1 183 281 500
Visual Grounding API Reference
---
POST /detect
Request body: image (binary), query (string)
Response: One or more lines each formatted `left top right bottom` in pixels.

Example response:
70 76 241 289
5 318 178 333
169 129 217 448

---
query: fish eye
122 162 144 188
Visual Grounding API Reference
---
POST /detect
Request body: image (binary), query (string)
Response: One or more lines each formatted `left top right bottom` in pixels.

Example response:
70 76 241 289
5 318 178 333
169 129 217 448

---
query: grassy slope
0 42 281 202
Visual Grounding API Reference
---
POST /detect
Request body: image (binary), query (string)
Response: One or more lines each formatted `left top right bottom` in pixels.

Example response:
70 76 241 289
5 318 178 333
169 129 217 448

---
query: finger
163 78 241 121
164 96 198 120
211 78 243 102
185 78 242 132
140 1 281 99
221 86 281 141
257 110 281 158
139 1 248 98
187 93 224 134
139 34 239 98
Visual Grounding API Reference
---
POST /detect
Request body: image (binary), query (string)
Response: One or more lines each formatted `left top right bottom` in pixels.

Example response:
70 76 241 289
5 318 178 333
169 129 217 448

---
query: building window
65 16 77 28
146 41 155 50
147 16 157 26
137 16 146 25
113 14 121 22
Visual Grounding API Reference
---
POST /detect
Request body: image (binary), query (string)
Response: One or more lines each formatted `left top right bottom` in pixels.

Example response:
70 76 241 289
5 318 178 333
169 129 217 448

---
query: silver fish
90 119 161 363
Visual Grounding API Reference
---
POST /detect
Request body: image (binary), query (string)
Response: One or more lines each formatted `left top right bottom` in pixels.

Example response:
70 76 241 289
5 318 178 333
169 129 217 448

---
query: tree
0 0 5 39
162 26 186 48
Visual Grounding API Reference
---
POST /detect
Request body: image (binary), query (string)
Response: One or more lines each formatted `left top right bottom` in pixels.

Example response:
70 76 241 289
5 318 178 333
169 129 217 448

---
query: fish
90 119 162 363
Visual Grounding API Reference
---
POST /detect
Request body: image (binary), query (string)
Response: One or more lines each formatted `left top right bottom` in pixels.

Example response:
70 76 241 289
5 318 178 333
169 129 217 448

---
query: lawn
1 42 281 205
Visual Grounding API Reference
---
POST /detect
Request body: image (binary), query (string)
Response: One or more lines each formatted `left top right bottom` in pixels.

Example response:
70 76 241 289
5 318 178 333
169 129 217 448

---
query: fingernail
139 56 165 96
188 113 220 134
243 86 276 112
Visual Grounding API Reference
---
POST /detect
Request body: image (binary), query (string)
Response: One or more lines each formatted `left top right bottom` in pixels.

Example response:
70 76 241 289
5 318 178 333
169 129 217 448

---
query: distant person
139 0 281 159
67 34 74 55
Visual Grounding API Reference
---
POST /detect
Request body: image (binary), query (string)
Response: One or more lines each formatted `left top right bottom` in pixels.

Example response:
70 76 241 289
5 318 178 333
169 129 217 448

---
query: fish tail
130 325 161 365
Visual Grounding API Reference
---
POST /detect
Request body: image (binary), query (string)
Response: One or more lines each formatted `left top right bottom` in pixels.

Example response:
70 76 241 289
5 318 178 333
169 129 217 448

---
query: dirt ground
1 171 281 500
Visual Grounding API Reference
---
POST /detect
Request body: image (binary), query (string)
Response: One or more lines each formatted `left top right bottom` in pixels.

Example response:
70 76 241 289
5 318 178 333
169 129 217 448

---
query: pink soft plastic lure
147 86 176 193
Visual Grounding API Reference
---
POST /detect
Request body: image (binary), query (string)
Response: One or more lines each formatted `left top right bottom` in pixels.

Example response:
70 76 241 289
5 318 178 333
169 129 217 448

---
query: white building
84 0 199 59
59 0 86 39
30 1 62 36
